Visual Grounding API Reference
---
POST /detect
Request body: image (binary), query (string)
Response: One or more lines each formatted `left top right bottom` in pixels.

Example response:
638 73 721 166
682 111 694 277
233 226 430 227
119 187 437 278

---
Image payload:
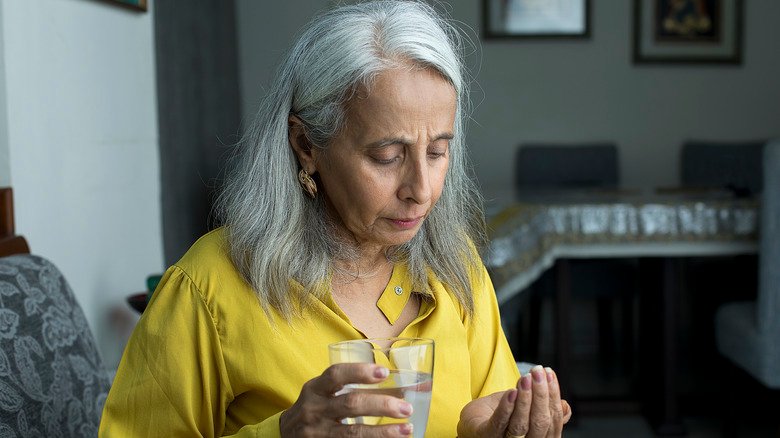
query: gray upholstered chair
0 254 111 436
715 139 780 388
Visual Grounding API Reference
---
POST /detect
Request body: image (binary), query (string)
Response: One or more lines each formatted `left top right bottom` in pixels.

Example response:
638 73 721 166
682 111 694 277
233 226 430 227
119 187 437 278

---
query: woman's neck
322 206 395 281
332 246 391 283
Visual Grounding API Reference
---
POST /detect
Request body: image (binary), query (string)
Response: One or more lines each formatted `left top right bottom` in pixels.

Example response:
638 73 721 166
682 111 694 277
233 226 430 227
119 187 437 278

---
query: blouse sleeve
98 266 283 437
465 263 521 399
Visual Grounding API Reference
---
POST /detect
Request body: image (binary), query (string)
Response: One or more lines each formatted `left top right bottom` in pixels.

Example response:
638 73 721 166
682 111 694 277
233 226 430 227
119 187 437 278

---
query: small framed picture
483 0 590 39
633 0 743 64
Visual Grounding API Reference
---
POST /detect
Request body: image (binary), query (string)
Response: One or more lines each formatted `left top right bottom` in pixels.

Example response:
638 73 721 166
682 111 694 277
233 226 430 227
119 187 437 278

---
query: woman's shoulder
170 227 248 298
175 227 231 269
424 252 492 315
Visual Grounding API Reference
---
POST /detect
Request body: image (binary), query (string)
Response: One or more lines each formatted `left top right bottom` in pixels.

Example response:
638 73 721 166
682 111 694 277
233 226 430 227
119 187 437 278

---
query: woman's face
297 67 456 252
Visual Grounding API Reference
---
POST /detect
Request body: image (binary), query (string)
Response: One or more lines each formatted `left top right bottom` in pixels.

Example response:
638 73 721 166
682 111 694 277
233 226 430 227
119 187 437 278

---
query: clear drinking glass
328 337 434 437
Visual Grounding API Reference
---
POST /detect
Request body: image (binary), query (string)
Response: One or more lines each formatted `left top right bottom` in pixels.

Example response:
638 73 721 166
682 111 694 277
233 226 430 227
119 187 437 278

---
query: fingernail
545 367 554 383
398 423 413 435
399 401 413 416
374 367 389 378
507 389 518 403
521 374 532 390
532 365 544 383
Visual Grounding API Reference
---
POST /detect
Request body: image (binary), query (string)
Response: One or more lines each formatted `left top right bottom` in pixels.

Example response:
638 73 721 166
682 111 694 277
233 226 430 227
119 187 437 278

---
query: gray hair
215 0 486 320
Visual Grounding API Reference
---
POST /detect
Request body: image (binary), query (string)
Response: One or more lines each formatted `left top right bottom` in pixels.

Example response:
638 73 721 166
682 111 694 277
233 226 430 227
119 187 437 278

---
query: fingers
505 373 532 437
333 389 413 420
309 363 389 395
561 400 572 424
283 364 416 437
484 389 517 434
308 364 412 421
528 365 551 437
331 422 414 437
546 368 564 437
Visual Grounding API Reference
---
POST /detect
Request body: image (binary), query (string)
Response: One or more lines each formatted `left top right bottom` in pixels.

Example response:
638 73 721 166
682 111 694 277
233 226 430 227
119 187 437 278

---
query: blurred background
0 0 777 435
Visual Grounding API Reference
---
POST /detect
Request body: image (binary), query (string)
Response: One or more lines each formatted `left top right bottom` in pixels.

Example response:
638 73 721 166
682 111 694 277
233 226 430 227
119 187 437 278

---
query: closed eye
373 156 400 165
368 143 404 165
428 139 449 159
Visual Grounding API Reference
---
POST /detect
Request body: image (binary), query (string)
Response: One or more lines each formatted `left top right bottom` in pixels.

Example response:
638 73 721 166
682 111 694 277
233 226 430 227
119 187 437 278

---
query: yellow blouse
99 228 519 437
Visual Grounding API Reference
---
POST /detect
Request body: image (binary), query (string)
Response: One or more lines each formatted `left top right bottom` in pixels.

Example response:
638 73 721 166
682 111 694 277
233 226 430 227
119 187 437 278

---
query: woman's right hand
280 363 414 437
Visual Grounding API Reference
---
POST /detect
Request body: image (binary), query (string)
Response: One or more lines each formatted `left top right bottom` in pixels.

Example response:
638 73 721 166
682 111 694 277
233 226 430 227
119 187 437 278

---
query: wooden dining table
483 188 760 434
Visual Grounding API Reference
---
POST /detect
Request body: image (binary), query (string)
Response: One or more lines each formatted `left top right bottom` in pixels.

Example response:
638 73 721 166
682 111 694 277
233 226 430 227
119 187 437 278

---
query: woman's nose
399 157 432 205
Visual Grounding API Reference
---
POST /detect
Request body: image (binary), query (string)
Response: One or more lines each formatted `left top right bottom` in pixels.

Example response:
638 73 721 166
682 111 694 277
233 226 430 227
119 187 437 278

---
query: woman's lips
388 216 423 230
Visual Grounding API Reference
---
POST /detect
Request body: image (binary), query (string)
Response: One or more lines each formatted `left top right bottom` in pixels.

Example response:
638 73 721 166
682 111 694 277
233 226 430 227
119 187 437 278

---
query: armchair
714 139 780 388
0 187 111 436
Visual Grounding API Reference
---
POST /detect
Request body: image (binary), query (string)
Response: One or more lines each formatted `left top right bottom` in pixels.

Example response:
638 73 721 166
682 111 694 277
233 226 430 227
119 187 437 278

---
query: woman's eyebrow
365 133 454 149
433 133 454 142
366 137 412 149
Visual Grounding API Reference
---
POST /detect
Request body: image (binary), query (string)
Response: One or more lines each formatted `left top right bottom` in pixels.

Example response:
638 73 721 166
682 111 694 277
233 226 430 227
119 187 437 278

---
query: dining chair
714 139 780 389
513 143 636 369
515 143 619 189
680 140 765 382
681 140 765 196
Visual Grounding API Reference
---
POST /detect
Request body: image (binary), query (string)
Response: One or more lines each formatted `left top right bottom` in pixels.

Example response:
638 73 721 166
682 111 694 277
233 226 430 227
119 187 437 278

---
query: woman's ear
288 115 317 174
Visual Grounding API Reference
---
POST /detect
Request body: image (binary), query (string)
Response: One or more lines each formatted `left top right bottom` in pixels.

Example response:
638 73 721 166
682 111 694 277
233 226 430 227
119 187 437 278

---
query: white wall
0 0 163 370
236 0 780 196
0 3 8 188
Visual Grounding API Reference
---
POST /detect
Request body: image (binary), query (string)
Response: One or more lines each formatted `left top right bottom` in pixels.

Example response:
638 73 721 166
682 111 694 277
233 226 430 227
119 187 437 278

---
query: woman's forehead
351 63 454 99
347 68 454 112
340 69 456 142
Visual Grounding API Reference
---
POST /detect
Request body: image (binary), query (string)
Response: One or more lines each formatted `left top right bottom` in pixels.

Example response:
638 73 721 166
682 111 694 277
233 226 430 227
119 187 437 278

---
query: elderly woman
100 1 569 437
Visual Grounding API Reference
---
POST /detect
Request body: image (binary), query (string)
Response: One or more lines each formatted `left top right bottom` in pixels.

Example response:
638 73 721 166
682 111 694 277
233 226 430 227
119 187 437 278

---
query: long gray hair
215 0 486 320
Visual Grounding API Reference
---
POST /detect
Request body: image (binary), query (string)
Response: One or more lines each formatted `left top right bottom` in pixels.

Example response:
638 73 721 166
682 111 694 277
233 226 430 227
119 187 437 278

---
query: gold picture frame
633 0 743 64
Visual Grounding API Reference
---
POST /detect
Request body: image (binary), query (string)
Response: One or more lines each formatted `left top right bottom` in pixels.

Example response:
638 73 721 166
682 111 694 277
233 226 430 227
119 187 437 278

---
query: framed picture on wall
633 0 743 64
101 0 147 11
483 0 590 39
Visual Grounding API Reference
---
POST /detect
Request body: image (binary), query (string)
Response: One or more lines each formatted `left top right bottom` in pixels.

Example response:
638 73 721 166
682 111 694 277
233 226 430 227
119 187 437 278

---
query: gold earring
298 169 317 199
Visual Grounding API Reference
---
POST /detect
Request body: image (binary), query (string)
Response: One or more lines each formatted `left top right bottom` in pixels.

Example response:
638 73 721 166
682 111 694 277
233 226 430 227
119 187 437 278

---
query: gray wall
154 0 241 265
236 0 780 195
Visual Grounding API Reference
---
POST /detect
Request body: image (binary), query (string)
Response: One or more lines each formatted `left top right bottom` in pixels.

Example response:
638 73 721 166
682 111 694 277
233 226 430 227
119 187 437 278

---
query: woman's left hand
457 365 572 438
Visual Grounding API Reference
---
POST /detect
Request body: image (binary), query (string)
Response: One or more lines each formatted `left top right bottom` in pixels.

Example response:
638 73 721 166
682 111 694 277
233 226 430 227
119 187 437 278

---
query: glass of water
328 337 434 437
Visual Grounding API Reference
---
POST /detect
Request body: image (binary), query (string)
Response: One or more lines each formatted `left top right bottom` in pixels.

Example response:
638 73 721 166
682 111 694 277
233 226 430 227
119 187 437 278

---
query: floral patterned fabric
0 254 110 437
